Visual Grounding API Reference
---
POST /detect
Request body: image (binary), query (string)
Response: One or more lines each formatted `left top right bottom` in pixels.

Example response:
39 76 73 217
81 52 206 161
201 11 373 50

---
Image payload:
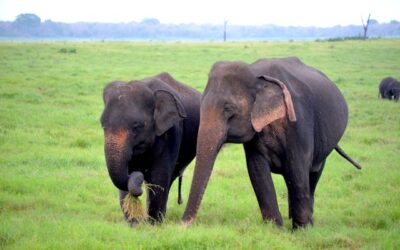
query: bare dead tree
223 20 228 42
361 13 371 40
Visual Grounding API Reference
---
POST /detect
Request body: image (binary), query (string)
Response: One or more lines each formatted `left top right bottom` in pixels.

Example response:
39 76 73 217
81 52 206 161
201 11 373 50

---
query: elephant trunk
128 171 144 196
181 111 226 224
104 129 130 191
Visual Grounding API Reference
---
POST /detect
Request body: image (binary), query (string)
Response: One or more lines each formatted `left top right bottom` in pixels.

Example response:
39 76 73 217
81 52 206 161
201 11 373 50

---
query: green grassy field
0 40 399 249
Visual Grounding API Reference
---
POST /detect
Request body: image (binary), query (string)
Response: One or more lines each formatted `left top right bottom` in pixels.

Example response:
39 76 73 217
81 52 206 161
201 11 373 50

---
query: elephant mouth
132 142 148 155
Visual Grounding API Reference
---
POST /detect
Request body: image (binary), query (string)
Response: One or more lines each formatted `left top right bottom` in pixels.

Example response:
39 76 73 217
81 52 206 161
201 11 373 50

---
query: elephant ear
251 75 296 132
154 89 187 136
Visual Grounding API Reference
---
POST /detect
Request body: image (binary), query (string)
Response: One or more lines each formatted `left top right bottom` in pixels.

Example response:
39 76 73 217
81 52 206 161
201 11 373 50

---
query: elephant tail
178 175 183 205
335 145 362 169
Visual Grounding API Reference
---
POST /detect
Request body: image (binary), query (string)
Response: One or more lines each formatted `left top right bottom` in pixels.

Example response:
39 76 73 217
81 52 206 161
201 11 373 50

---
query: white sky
0 0 399 27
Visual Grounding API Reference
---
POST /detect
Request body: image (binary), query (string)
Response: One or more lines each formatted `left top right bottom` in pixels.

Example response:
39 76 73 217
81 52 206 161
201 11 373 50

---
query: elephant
181 57 361 229
100 72 201 224
379 77 400 101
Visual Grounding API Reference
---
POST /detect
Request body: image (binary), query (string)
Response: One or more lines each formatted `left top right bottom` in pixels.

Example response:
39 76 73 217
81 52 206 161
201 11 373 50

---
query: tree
223 20 228 42
361 13 371 39
369 19 378 25
14 13 41 29
141 18 160 25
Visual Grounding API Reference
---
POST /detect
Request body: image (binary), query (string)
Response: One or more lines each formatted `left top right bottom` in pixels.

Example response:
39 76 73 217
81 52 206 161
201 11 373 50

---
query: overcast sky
0 0 399 27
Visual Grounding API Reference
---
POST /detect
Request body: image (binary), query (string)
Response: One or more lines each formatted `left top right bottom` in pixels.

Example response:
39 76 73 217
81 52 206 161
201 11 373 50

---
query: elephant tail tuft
335 145 362 170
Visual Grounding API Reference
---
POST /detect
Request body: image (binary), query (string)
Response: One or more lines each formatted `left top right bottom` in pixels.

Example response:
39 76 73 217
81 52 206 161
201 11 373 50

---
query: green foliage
1 15 400 39
14 13 41 29
316 36 365 42
0 40 399 249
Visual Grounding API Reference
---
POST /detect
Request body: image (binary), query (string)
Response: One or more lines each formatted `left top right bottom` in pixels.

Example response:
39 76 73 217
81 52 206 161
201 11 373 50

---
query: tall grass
0 40 399 249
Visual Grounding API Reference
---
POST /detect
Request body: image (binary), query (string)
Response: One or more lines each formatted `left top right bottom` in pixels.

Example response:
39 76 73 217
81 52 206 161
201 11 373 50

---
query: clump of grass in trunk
122 194 147 222
122 183 162 222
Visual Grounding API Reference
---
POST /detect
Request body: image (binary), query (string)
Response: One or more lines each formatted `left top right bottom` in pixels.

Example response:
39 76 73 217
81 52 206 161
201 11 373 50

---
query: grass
122 193 147 222
0 39 399 249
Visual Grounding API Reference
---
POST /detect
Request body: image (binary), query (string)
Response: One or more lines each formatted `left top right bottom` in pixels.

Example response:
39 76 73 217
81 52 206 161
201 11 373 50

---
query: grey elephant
181 57 361 229
379 77 400 101
100 72 201 224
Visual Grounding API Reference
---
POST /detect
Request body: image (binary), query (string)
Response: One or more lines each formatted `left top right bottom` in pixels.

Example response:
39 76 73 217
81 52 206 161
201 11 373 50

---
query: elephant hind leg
309 161 326 198
284 159 324 223
284 160 314 229
308 160 326 224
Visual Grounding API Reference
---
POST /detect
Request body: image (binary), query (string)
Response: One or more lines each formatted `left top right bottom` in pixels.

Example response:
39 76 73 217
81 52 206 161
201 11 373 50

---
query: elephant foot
261 210 283 227
123 215 140 227
181 217 195 227
292 218 313 230
263 216 283 227
128 220 139 228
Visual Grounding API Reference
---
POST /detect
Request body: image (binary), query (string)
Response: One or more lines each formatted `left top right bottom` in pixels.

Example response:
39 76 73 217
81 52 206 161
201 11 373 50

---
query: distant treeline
1 13 400 40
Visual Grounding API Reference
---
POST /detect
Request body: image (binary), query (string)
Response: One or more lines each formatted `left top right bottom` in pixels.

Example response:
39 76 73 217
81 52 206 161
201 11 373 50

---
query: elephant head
181 61 296 224
100 80 186 196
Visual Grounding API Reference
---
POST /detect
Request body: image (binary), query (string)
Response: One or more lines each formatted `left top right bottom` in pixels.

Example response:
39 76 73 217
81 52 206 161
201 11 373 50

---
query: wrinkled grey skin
181 58 361 229
379 77 400 101
100 72 201 224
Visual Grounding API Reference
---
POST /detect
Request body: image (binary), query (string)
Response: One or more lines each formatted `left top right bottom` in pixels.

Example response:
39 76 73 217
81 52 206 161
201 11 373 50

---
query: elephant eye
131 122 144 132
223 103 236 119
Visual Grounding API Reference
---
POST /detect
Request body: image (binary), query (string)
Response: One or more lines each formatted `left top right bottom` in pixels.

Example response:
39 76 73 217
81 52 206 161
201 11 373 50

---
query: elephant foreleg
146 183 170 223
146 126 182 223
119 189 140 226
146 158 174 223
119 190 129 221
244 142 283 226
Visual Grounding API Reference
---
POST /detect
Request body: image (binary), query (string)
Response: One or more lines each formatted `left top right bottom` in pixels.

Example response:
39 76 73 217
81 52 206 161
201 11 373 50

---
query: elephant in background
100 72 201 224
379 77 400 101
181 58 361 229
